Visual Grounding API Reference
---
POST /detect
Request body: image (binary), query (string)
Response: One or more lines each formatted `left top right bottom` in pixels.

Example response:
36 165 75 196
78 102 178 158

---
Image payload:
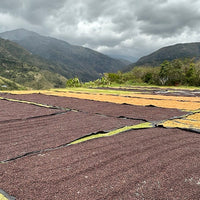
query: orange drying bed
6 89 200 111
42 91 200 111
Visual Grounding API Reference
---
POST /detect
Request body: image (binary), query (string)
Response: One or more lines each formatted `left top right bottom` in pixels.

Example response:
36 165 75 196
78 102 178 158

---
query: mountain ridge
0 29 126 81
127 42 200 70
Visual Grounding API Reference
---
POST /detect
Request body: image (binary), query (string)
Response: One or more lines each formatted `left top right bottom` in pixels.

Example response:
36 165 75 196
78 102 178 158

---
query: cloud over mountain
1 0 200 59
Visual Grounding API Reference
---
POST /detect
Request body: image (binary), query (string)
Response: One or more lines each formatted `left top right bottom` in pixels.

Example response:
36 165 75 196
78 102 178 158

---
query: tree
159 60 183 85
185 63 196 85
66 77 82 87
159 61 171 85
106 71 123 83
143 72 153 83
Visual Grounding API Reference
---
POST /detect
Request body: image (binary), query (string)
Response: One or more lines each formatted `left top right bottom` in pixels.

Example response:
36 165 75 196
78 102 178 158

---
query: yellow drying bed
161 113 200 131
4 89 200 111
3 89 200 132
43 91 200 111
0 194 8 200
0 190 14 200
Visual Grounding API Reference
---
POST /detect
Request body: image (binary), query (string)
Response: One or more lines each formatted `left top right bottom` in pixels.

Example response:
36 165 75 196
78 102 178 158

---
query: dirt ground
0 88 200 200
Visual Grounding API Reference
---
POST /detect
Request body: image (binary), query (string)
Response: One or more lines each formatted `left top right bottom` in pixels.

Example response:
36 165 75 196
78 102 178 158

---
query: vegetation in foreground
66 58 200 88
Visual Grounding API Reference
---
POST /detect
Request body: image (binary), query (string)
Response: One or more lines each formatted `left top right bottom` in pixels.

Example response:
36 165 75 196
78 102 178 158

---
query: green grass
51 87 139 96
51 83 200 97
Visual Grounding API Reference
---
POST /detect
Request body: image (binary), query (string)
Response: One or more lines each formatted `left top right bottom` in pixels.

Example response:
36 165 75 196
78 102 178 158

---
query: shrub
66 77 82 87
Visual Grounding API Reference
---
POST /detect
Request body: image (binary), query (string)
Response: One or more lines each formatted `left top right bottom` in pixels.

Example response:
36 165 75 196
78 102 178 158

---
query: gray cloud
135 0 200 37
0 0 200 61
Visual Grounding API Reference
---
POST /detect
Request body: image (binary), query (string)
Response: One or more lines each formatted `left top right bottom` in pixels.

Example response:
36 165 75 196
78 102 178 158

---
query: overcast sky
0 0 200 61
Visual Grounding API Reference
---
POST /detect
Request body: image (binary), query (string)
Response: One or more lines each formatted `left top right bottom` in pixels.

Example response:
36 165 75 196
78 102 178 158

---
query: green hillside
87 58 200 87
0 38 66 89
0 29 126 81
129 42 200 69
0 76 26 90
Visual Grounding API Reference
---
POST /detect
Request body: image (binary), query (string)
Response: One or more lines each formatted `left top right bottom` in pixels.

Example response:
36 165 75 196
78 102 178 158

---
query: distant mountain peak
0 29 126 81
13 28 31 32
0 28 41 41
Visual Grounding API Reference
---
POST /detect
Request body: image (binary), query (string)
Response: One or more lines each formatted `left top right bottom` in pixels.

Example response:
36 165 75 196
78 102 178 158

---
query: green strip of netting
70 122 154 145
